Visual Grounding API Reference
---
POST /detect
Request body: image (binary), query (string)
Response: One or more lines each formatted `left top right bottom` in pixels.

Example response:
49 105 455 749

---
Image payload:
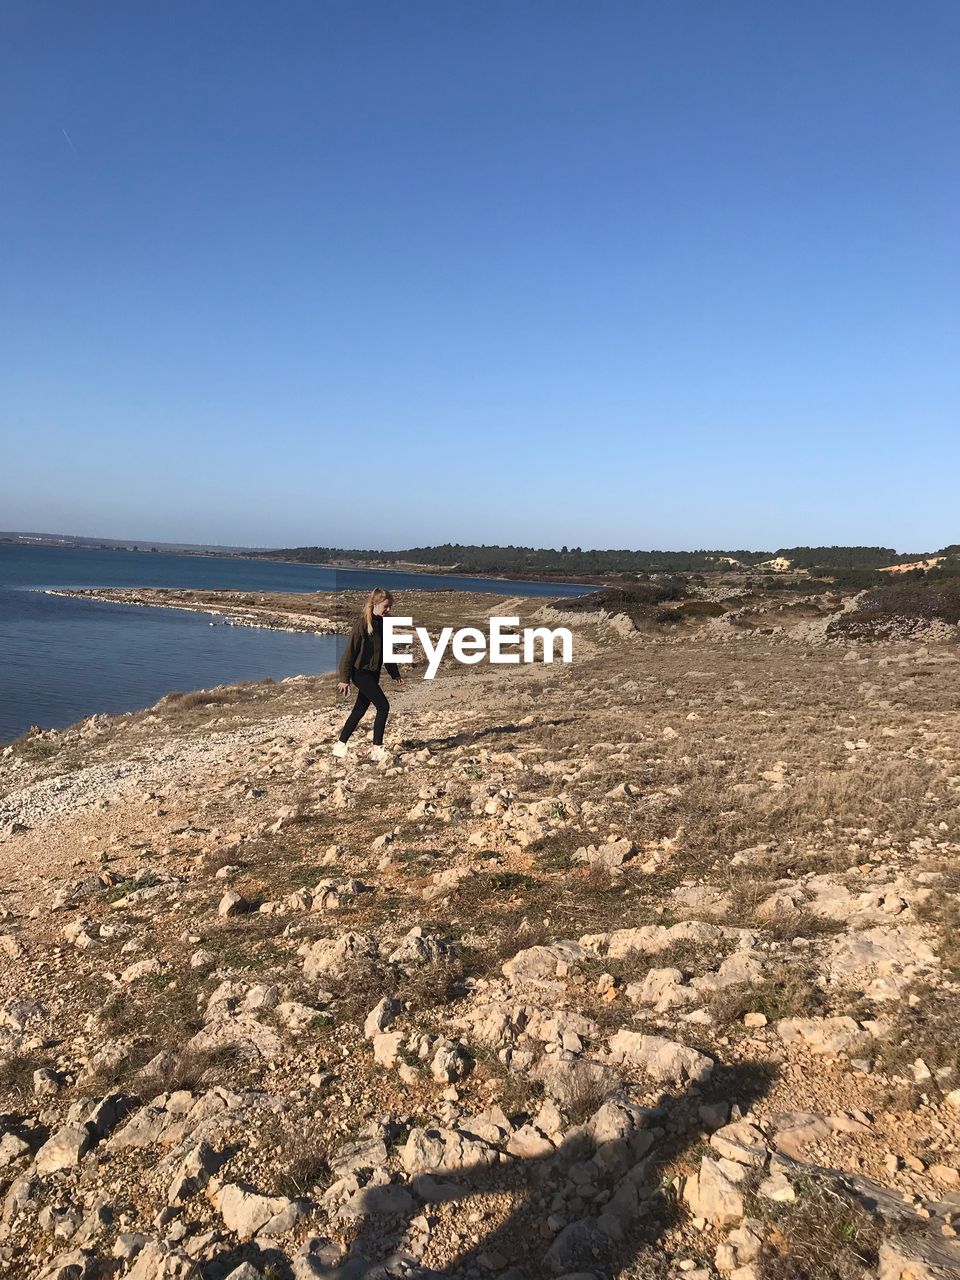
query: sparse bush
529 831 583 870
707 965 826 1025
402 957 467 1013
929 556 960 580
164 689 230 709
325 955 467 1026
655 606 684 624
461 916 553 979
0 1051 44 1099
264 1122 332 1199
756 909 845 942
855 579 960 625
561 1067 616 1125
679 599 728 617
488 871 535 892
867 982 960 1078
642 937 730 976
557 580 687 618
752 1174 883 1279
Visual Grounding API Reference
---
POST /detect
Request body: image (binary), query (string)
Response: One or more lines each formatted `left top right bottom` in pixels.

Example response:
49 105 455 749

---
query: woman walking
334 587 404 761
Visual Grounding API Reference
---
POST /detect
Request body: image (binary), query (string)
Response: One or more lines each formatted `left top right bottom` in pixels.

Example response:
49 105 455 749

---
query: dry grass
247 1112 333 1199
528 831 584 871
157 678 277 712
672 757 946 866
324 953 467 1028
751 1175 883 1279
915 873 960 979
645 936 735 976
866 982 960 1079
754 909 846 942
707 964 826 1026
94 969 208 1061
459 915 554 979
469 1044 544 1120
560 1065 618 1125
274 1139 331 1199
141 1044 242 1096
0 1051 44 1100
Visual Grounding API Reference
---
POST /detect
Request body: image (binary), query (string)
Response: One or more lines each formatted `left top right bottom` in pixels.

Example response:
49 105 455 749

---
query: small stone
431 1043 471 1083
33 1068 63 1096
363 997 400 1039
218 890 246 917
0 1132 30 1167
757 1170 795 1202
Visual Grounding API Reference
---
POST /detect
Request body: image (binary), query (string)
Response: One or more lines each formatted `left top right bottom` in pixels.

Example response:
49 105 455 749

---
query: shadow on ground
204 1060 777 1280
399 718 580 754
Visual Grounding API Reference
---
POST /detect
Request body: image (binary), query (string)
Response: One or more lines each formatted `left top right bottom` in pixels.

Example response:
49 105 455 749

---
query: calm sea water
0 545 591 742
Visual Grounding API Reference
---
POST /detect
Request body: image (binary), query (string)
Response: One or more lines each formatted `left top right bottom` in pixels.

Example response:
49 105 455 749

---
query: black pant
339 668 390 745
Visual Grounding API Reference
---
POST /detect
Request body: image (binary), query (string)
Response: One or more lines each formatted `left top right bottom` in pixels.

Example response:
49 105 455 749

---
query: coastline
7 584 554 742
44 587 341 637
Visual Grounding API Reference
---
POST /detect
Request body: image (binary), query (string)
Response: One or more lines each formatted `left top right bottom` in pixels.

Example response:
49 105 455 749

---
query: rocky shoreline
1 587 958 1279
47 589 342 637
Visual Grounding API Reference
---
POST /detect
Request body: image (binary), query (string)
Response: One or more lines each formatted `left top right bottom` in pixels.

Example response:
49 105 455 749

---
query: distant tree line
774 546 923 569
258 542 957 578
258 544 774 574
929 547 960 580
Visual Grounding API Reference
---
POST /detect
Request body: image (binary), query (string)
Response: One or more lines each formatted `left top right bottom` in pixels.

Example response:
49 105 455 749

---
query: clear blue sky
2 1 957 552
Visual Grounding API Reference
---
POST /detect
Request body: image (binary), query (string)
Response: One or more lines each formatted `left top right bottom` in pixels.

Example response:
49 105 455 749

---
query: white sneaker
369 745 389 763
332 741 348 759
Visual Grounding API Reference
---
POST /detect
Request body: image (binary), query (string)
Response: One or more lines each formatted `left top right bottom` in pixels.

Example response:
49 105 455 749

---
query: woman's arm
338 622 363 683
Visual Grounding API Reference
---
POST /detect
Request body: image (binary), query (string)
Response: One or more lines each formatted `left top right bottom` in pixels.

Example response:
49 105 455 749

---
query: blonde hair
363 587 394 634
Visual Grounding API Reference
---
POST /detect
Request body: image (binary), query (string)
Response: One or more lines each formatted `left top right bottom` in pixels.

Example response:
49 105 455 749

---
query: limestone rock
709 1121 769 1168
400 1126 497 1175
213 1181 305 1240
683 1156 745 1227
34 1124 93 1175
0 1132 30 1167
363 996 401 1038
387 926 451 967
543 1218 608 1275
302 931 378 981
217 890 246 917
878 1238 956 1279
607 1030 713 1084
337 1182 413 1221
757 1169 796 1202
502 940 586 986
776 1016 865 1056
430 1042 471 1083
125 1240 196 1278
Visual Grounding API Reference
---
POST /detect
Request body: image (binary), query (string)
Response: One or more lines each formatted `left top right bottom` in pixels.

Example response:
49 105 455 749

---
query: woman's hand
338 681 349 696
395 678 405 686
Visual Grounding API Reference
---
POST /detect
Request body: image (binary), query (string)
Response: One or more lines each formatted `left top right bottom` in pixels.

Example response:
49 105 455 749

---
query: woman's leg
339 681 371 743
351 670 390 744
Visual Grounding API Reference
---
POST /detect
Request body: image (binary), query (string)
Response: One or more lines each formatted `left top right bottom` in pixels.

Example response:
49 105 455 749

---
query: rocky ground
1 587 959 1280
